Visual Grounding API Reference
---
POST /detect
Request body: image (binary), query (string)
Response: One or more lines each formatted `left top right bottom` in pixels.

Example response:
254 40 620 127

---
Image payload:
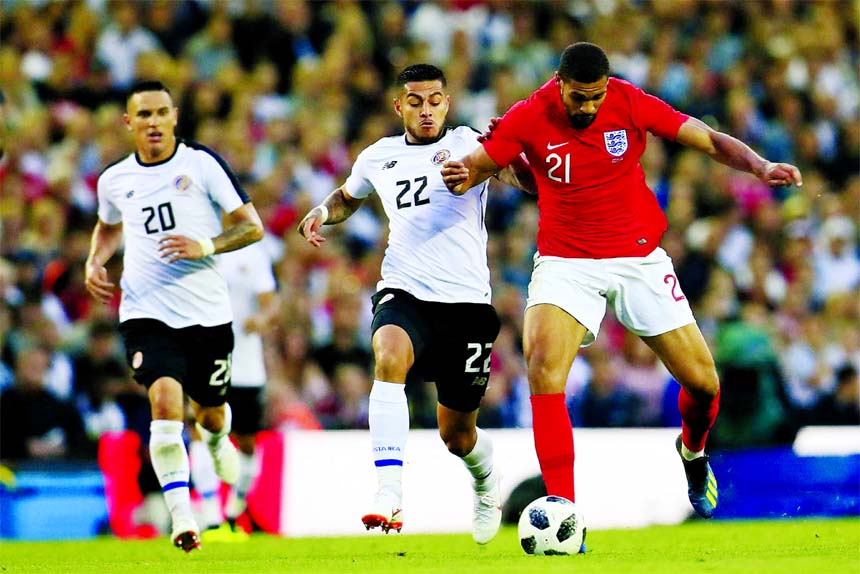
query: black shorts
119 318 234 407
227 386 264 435
370 288 501 413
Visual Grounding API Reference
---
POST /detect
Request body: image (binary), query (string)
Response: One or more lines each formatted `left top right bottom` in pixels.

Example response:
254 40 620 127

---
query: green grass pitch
1 518 857 574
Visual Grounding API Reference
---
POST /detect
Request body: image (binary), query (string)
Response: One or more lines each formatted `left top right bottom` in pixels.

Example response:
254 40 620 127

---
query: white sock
369 380 408 495
189 440 221 528
461 428 494 484
196 403 233 458
149 420 192 522
226 452 257 519
681 443 705 461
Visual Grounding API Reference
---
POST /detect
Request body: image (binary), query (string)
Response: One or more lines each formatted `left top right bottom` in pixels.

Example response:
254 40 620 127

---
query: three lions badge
603 130 628 157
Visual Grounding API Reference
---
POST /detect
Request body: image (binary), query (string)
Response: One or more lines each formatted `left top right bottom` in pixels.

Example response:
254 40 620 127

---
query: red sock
530 393 575 502
678 388 720 452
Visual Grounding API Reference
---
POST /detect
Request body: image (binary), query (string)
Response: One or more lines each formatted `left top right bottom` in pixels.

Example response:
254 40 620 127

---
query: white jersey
97 140 248 328
344 126 491 304
217 243 276 387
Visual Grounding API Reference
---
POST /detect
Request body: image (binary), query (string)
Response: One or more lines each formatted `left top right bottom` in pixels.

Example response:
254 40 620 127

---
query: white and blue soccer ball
517 495 586 555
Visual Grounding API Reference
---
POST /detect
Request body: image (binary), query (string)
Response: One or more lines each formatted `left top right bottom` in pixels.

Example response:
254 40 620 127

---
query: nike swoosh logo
547 141 569 150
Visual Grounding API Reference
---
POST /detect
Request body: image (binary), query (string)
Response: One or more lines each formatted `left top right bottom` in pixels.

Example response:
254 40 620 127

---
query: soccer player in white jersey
297 64 534 544
84 80 264 552
190 240 279 541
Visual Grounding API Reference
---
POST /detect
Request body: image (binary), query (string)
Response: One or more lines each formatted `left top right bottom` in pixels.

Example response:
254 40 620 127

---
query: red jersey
484 77 688 258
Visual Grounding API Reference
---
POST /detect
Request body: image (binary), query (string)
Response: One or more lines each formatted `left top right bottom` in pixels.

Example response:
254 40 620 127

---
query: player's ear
123 113 132 131
393 98 402 118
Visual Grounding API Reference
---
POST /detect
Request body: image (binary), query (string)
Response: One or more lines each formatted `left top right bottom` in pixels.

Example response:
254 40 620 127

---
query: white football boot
361 487 403 533
472 471 502 544
171 515 201 553
198 423 240 486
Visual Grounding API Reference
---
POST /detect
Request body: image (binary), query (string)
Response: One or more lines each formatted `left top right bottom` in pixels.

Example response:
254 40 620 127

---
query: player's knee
196 407 226 434
525 352 567 393
440 428 475 458
681 362 720 399
373 342 411 381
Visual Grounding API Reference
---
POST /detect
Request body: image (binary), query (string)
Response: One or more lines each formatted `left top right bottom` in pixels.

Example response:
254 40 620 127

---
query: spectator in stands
814 364 860 426
0 345 91 460
94 1 161 93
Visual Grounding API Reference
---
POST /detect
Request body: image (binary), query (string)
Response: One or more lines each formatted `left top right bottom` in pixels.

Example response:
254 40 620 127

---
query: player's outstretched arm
297 186 365 248
498 153 537 195
442 146 502 195
676 117 803 188
85 219 122 303
158 202 264 262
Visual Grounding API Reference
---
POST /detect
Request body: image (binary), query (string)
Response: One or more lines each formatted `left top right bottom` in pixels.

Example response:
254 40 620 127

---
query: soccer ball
517 495 586 555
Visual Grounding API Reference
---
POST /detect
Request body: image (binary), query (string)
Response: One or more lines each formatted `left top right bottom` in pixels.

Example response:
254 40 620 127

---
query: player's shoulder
98 152 135 180
448 125 483 139
181 138 231 167
607 76 646 102
360 134 405 155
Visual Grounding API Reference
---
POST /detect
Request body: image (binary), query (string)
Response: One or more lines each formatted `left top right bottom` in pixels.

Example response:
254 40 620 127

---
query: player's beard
568 113 596 129
407 124 444 144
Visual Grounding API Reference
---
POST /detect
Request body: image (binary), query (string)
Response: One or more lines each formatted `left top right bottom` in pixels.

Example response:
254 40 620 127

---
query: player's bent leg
148 379 200 550
523 305 585 503
363 325 413 533
439 407 501 544
642 324 720 518
194 402 240 485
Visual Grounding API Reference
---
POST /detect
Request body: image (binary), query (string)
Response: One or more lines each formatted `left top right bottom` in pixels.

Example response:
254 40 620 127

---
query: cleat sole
173 531 201 553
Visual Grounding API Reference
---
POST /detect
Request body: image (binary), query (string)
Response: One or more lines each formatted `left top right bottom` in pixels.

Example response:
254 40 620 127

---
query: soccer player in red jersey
442 42 802 519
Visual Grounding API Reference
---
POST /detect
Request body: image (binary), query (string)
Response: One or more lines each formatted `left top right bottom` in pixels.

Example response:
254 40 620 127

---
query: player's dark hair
396 64 446 87
126 80 171 102
558 42 610 83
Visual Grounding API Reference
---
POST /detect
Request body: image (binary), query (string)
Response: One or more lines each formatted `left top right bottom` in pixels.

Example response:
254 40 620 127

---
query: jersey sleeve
481 100 529 169
632 86 689 141
201 151 250 213
96 172 122 224
343 149 375 199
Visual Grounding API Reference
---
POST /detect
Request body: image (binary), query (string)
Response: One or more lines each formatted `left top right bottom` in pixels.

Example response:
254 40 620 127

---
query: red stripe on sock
530 393 575 502
679 388 720 452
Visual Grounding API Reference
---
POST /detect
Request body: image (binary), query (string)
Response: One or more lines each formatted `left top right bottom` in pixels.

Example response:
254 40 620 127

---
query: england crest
603 129 628 157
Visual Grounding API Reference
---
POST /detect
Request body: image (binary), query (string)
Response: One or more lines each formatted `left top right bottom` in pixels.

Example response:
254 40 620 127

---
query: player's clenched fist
441 160 470 195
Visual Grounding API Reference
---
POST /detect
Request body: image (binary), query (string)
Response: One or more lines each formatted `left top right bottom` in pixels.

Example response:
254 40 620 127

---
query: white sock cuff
465 428 491 458
150 419 184 436
222 402 232 434
196 403 232 443
370 380 407 403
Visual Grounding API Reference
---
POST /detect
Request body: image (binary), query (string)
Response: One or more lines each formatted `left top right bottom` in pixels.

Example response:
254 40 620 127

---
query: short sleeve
96 173 122 224
201 152 249 214
343 149 375 199
481 100 529 169
633 86 689 141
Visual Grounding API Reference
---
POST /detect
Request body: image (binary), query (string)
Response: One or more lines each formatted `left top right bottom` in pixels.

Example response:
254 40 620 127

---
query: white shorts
525 247 696 346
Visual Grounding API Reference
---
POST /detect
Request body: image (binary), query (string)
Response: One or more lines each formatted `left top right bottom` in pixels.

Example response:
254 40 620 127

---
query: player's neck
137 137 178 165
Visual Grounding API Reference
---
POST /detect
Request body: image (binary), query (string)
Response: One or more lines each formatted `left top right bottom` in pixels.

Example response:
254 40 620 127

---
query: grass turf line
0 518 857 574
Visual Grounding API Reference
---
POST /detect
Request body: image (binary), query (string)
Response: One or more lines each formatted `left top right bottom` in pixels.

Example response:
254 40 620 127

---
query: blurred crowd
1 0 858 463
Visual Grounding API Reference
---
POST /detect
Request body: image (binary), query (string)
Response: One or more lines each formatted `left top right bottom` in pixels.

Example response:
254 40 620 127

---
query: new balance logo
126 190 135 198
382 160 398 170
